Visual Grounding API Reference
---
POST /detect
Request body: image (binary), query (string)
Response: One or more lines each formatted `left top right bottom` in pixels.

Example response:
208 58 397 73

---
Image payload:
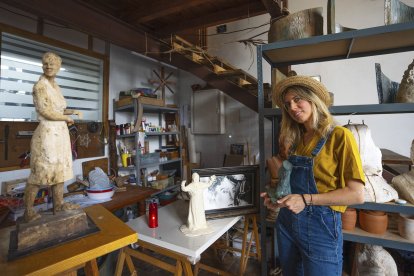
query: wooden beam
125 0 208 24
1 0 162 55
156 2 268 35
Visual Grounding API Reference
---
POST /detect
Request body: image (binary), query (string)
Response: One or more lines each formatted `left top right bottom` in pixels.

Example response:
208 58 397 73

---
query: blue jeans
277 206 343 276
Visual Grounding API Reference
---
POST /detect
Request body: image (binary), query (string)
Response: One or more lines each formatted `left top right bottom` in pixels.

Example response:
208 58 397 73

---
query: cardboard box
115 96 165 108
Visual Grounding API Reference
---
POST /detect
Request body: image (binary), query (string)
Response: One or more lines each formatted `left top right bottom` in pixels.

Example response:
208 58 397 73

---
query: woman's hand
277 194 306 214
260 192 279 211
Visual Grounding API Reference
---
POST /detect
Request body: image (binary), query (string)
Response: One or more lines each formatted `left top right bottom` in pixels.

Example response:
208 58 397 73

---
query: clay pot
359 210 388 235
398 213 414 241
341 208 357 231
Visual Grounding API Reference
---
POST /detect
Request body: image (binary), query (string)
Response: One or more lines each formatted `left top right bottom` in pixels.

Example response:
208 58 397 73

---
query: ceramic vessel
86 188 114 200
398 213 414 241
341 208 357 231
359 210 388 235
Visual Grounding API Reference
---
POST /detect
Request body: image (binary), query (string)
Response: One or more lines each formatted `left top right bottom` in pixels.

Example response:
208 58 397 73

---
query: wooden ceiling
1 0 284 111
77 0 274 39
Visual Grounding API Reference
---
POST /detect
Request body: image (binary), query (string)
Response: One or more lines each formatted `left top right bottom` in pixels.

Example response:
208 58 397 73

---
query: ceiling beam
125 0 208 25
156 2 268 35
1 0 162 54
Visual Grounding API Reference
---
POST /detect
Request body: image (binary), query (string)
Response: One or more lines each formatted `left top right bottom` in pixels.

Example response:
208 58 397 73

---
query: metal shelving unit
257 22 414 275
113 100 182 190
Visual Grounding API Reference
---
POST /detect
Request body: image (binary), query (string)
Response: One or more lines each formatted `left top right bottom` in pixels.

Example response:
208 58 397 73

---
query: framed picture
230 143 244 155
192 165 259 218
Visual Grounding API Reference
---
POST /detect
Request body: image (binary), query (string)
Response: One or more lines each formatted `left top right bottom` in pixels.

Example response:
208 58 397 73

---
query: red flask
148 200 158 228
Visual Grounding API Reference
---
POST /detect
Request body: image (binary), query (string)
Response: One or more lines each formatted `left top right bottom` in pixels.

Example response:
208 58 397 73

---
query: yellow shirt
294 126 365 213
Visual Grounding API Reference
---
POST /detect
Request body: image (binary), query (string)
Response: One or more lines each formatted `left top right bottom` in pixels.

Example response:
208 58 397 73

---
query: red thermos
148 200 158 228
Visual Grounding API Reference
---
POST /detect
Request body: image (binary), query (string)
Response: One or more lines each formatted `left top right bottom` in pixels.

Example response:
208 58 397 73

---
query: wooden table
116 200 244 276
100 184 156 213
0 204 138 276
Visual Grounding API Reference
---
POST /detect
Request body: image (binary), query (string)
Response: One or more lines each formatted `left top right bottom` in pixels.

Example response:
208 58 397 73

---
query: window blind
0 33 103 121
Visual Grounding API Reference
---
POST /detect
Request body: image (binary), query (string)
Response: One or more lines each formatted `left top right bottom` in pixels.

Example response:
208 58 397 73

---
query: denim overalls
276 135 343 276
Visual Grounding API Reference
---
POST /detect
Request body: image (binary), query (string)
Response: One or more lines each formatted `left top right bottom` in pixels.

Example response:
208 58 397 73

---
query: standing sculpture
23 52 82 222
180 173 216 237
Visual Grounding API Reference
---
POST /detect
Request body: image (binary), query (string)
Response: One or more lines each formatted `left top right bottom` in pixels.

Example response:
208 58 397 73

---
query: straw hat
273 75 331 108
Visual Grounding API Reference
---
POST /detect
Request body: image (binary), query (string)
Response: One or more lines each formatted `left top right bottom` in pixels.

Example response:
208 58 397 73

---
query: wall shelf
113 99 182 190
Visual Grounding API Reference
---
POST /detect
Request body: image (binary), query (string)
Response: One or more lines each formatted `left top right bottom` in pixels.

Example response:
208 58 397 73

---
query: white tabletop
127 200 241 263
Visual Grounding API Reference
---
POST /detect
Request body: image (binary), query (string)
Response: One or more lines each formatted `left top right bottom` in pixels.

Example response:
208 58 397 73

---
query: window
0 33 104 121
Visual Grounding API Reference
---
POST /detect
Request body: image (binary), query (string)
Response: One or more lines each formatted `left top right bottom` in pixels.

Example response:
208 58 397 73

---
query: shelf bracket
346 38 355 59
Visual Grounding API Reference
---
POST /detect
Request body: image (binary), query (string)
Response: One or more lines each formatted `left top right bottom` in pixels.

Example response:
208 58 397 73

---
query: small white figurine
180 173 216 236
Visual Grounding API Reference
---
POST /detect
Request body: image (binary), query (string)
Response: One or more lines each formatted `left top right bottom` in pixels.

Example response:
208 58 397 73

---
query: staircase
170 36 272 112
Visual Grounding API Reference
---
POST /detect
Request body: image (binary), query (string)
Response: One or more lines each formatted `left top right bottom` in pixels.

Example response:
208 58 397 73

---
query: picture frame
192 165 259 218
230 143 245 155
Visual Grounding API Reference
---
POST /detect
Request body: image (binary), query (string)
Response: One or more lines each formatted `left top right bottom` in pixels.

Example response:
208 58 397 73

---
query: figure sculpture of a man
23 52 82 222
180 173 216 236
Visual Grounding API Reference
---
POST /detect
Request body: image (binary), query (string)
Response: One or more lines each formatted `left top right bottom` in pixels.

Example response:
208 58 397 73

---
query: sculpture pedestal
8 209 99 260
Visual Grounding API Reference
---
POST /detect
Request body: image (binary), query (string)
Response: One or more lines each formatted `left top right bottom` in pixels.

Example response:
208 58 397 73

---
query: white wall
207 0 414 157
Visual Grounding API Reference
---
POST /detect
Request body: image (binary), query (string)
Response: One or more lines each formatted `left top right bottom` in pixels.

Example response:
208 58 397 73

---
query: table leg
115 247 137 276
180 260 192 276
239 215 260 275
173 260 183 276
84 258 99 276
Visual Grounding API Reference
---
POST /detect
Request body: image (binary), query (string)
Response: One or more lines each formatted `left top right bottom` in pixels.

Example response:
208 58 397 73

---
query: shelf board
117 159 181 170
263 103 414 117
151 183 180 197
115 104 179 113
343 227 414 251
117 131 179 139
350 202 414 214
146 131 179 136
139 158 182 169
262 22 414 67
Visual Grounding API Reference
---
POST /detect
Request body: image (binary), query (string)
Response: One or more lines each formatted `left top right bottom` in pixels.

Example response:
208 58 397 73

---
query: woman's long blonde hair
278 85 335 158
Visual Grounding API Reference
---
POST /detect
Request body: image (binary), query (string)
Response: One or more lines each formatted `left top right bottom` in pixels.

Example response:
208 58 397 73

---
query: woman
24 52 81 222
261 75 365 275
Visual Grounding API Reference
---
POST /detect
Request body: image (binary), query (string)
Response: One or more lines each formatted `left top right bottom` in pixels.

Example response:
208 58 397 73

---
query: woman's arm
304 179 365 206
276 179 364 214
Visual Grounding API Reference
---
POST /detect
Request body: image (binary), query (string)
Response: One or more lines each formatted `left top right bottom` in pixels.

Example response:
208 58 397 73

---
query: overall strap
311 128 334 157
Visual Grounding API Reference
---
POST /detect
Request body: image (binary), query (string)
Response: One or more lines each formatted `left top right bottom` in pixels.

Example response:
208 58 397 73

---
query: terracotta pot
359 210 388 235
341 208 357 231
398 213 414 241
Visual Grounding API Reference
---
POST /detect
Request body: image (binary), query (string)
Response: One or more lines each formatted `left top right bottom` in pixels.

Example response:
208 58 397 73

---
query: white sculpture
391 139 414 204
180 173 216 237
344 123 399 203
356 245 398 276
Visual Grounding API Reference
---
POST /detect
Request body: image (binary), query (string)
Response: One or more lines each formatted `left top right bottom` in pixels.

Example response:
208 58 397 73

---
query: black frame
192 165 259 218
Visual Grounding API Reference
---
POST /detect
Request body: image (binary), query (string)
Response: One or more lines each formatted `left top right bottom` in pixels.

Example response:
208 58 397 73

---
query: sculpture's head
42 52 62 77
192 172 199 182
